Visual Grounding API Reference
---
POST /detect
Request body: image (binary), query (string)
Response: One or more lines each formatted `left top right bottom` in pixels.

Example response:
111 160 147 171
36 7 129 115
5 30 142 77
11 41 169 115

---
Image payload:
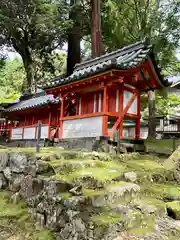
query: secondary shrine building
2 41 168 141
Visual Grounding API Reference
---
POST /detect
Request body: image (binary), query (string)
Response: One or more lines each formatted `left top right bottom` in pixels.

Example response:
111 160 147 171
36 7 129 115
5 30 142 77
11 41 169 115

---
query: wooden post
136 91 141 140
48 111 52 139
59 96 64 139
119 84 124 139
36 120 42 153
102 85 108 136
117 129 120 154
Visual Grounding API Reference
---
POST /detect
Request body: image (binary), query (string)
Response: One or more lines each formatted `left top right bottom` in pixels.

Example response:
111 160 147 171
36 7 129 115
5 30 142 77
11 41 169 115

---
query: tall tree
67 0 81 76
91 0 103 57
0 0 71 93
101 0 180 71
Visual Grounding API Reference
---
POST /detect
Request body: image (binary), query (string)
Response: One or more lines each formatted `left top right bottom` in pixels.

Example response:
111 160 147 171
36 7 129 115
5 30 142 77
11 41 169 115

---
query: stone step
91 182 140 207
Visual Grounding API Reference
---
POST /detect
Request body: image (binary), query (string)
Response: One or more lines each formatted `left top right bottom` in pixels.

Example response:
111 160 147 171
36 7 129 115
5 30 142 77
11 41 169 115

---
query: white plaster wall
24 127 36 139
41 126 48 139
11 128 23 140
123 90 137 114
63 116 103 138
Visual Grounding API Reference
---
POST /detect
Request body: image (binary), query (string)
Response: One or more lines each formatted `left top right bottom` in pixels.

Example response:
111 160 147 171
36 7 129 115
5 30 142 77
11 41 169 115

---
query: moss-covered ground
0 147 180 238
0 191 55 240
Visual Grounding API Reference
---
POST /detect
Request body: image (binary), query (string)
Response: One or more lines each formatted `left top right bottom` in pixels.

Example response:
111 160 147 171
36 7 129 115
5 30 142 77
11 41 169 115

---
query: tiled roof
42 40 164 89
5 94 60 112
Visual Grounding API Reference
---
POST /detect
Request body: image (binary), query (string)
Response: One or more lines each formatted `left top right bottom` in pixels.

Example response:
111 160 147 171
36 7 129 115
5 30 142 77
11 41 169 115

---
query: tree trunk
22 51 34 94
67 0 81 76
148 90 156 138
91 0 103 58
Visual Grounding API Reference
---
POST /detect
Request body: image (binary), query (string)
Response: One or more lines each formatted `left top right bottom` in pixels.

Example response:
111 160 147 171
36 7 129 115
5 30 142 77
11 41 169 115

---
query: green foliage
0 58 24 103
142 92 180 117
101 0 180 72
0 0 71 92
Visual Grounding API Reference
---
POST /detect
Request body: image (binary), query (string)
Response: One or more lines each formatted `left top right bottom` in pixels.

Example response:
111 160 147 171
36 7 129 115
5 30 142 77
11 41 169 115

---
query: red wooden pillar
59 96 64 139
48 111 52 139
136 91 141 140
102 85 108 136
119 84 124 139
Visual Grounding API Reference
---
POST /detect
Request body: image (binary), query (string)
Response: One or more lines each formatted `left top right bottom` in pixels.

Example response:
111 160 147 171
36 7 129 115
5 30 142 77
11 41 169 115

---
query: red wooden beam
59 97 64 138
109 92 137 136
135 91 141 140
48 111 52 139
102 85 108 136
119 84 124 139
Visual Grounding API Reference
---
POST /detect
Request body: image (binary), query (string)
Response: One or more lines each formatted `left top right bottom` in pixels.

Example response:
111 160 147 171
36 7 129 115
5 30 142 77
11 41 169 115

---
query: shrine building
1 41 169 143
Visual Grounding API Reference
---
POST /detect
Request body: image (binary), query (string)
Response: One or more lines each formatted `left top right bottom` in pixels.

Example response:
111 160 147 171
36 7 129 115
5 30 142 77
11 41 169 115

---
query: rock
9 152 28 173
36 160 55 175
92 182 140 207
3 167 12 181
46 209 64 231
59 223 72 239
8 174 24 192
0 152 8 171
131 198 167 218
0 173 7 189
166 201 180 220
69 186 82 196
10 191 21 204
63 196 89 210
55 151 77 160
124 172 137 183
20 175 44 199
66 210 80 221
35 213 45 229
73 218 86 233
44 180 73 198
118 145 127 154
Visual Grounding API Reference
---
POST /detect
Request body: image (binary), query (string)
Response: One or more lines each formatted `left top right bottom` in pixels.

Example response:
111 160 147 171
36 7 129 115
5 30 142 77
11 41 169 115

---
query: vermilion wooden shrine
1 41 168 141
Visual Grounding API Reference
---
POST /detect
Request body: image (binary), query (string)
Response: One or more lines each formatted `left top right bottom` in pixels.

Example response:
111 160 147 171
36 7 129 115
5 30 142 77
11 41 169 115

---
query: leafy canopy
101 0 180 72
0 0 71 92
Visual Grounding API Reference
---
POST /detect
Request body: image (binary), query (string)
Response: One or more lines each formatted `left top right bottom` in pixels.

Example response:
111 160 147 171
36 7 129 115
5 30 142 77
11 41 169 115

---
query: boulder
10 191 21 204
0 152 8 171
92 182 140 207
8 174 24 192
69 186 82 196
44 180 73 198
0 173 7 189
3 167 12 181
9 152 28 173
55 151 77 160
124 172 137 183
166 201 180 220
36 160 55 175
20 175 44 199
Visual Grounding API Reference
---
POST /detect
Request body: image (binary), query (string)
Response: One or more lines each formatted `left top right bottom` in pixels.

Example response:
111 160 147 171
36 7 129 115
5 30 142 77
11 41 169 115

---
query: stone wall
0 151 180 240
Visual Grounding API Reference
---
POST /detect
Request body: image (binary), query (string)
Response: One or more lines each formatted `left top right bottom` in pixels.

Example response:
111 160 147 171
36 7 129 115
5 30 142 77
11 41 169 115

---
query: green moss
142 183 180 199
0 192 28 219
128 215 156 237
83 188 105 197
91 211 122 226
0 191 55 239
166 201 180 220
58 167 122 183
34 230 55 240
60 192 72 199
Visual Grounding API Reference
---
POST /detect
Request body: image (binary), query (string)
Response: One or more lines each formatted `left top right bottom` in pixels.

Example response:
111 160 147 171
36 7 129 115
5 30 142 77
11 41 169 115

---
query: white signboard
123 90 137 114
63 116 103 138
24 127 36 139
41 126 48 139
11 128 23 140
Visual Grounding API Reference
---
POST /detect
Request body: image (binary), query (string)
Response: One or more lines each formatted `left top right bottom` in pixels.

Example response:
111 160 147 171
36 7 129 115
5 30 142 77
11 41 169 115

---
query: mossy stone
166 201 180 220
